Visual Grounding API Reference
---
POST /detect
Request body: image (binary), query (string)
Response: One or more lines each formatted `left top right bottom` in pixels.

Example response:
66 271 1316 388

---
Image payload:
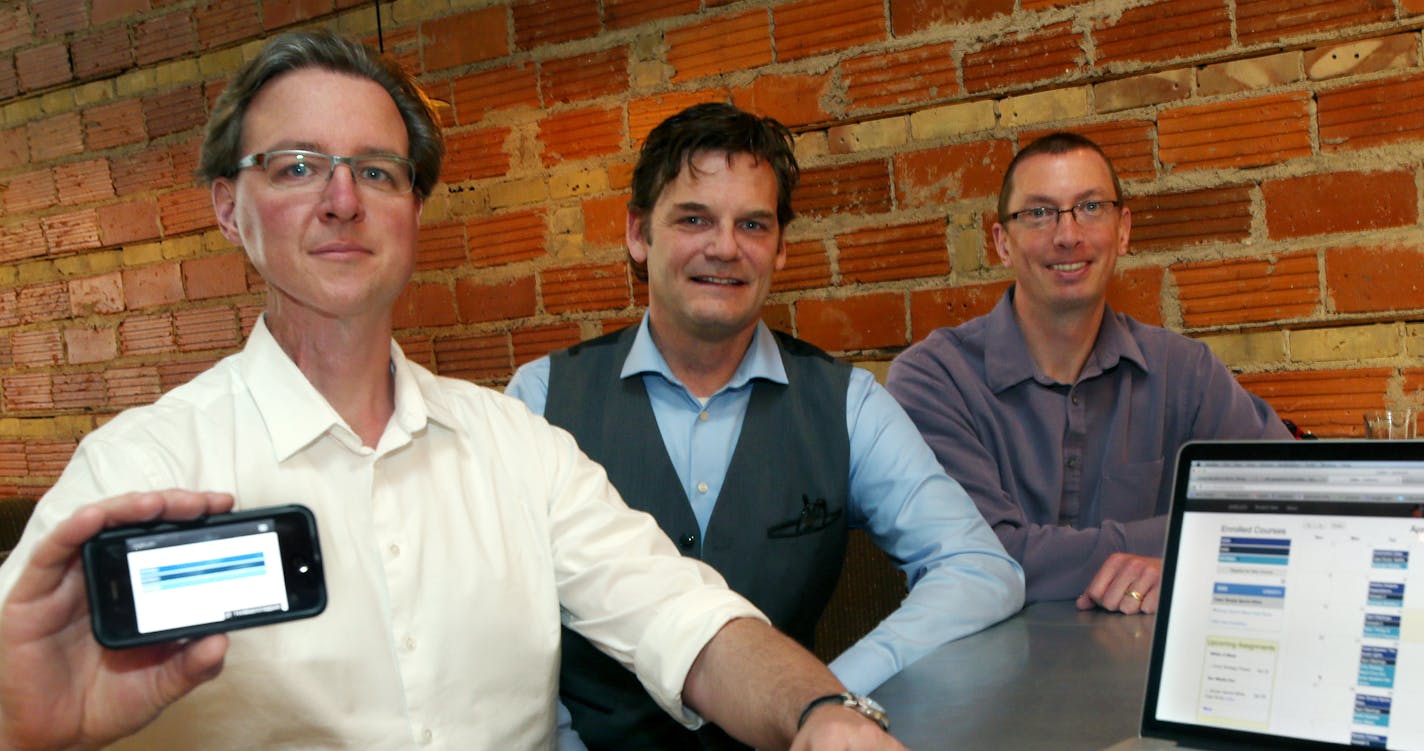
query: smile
1049 262 1087 272
692 276 744 286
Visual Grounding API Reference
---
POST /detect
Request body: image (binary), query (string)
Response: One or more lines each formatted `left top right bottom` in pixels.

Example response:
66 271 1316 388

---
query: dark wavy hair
197 30 444 199
997 132 1122 223
627 102 798 280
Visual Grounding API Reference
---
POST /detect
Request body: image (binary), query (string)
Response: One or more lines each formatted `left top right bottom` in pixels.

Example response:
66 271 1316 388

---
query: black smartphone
81 504 327 649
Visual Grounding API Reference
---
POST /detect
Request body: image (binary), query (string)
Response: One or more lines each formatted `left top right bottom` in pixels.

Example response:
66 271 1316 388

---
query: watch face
844 694 889 731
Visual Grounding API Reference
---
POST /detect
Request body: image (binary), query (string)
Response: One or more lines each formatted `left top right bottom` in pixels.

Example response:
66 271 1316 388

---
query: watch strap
796 692 891 733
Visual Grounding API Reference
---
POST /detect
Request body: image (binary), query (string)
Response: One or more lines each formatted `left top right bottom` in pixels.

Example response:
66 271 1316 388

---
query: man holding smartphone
0 31 903 751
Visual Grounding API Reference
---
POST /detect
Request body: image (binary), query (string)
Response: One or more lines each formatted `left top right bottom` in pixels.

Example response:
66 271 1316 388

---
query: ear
1115 206 1131 257
626 210 650 265
212 178 242 246
773 233 787 272
991 222 1013 268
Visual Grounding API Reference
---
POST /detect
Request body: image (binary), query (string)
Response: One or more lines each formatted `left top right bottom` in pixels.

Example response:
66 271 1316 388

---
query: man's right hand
0 490 234 751
1075 552 1163 615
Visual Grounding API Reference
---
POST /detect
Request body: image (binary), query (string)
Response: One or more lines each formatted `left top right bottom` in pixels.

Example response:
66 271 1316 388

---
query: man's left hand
792 704 907 750
1075 553 1162 615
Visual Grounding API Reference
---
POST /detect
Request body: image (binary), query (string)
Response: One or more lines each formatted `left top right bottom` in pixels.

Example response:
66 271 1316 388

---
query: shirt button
697 481 709 494
420 728 433 744
404 636 416 651
388 543 400 557
679 533 696 550
1066 457 1079 468
1071 394 1080 405
699 410 709 422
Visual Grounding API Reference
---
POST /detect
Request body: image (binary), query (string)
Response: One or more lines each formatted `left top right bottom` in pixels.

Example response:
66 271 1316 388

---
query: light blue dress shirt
507 317 1024 742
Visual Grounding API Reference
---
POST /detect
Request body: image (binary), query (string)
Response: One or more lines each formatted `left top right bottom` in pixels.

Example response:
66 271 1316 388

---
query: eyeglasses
1007 199 1121 231
234 150 417 194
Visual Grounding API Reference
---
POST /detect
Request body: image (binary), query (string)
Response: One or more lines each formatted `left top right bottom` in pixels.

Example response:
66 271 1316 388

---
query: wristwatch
797 692 891 733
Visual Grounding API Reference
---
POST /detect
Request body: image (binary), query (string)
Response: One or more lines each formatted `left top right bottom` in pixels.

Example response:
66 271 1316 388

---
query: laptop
1109 440 1424 751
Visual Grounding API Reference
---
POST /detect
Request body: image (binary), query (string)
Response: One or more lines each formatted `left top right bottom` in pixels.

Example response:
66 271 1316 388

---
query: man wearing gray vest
506 103 1025 750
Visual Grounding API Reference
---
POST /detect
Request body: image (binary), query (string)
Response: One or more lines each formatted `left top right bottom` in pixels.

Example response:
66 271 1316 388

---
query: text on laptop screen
1155 457 1424 750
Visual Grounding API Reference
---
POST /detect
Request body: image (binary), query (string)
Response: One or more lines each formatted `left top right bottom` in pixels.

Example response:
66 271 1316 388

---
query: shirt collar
983 286 1147 392
620 314 788 395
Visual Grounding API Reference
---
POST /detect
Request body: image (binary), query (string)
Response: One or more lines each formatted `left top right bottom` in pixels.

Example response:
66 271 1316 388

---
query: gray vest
546 325 851 751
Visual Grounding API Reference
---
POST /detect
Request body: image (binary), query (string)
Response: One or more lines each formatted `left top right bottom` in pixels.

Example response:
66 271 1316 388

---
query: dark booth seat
812 528 907 662
0 497 37 565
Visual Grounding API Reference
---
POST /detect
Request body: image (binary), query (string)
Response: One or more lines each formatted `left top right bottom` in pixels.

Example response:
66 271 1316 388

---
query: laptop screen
1143 441 1424 751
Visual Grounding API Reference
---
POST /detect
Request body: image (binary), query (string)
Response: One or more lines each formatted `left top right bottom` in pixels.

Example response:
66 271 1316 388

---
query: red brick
1238 367 1388 438
730 72 832 128
541 263 630 313
261 0 332 29
159 186 217 236
542 47 628 105
416 283 462 327
52 372 105 410
157 357 212 391
1318 72 1424 152
774 0 884 63
1158 91 1311 171
628 90 728 147
909 280 1012 339
511 322 582 367
842 42 956 114
112 144 174 196
895 139 1014 209
1264 170 1416 239
837 220 948 284
1325 245 1424 314
434 332 511 381
1094 0 1229 65
68 273 125 316
4 373 54 412
134 9 195 66
512 0 599 50
32 0 87 35
1173 251 1319 327
93 0 149 26
667 9 772 82
1237 0 1391 47
890 0 1012 36
17 282 69 324
54 159 114 206
42 209 101 254
27 440 76 476
4 169 56 214
0 289 17 328
11 329 63 368
120 312 174 355
175 305 239 351
796 293 906 352
442 126 512 183
84 98 146 151
773 239 831 293
1129 184 1252 251
1105 265 1164 326
0 56 15 99
1306 33 1415 81
539 106 622 166
797 159 892 219
415 222 466 271
606 0 698 29
106 365 163 408
468 209 547 267
123 263 184 309
0 219 46 263
962 22 1083 94
0 442 23 475
238 303 261 336
456 275 537 322
15 41 71 91
169 137 202 187
65 326 117 365
422 7 508 72
182 253 248 300
0 6 28 52
29 112 84 162
0 126 25 170
96 199 161 246
195 0 262 50
143 86 206 139
1020 120 1154 182
394 334 434 370
582 193 630 247
451 63 539 125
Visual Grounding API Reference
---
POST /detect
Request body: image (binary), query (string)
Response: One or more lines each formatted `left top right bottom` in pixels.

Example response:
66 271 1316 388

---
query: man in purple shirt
886 133 1290 614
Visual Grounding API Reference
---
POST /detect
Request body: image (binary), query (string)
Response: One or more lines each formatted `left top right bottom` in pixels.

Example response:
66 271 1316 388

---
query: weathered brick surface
796 293 906 352
4 373 53 412
159 186 218 236
106 365 163 408
541 263 630 313
393 283 457 328
772 239 831 293
511 323 582 368
27 440 77 475
422 7 508 72
0 220 47 263
174 305 240 351
1318 73 1424 152
542 47 628 105
730 72 832 127
512 0 600 50
29 112 84 163
1106 265 1164 326
1306 34 1415 81
1263 170 1416 239
182 253 248 300
442 127 512 183
1021 120 1154 181
157 357 213 392
628 90 728 146
1197 52 1301 97
134 9 195 66
4 169 56 214
1238 367 1389 438
962 22 1083 94
54 159 114 207
0 6 28 52
434 332 510 380
15 42 71 92
123 263 184 310
1094 70 1191 112
890 0 1012 36
774 0 884 62
195 0 262 50
667 9 771 82
92 0 148 26
1237 0 1392 47
837 220 948 284
111 144 175 196
908 280 1011 339
1324 245 1424 314
1129 184 1252 251
143 86 207 140
606 0 699 29
32 0 88 36
414 222 466 271
797 159 892 219
85 99 146 151
539 106 622 166
64 326 117 365
1173 252 1319 328
582 193 630 247
41 210 102 254
452 63 539 125
895 139 1014 209
1094 0 1230 66
456 275 537 322
97 196 161 246
842 42 956 114
12 329 63 368
17 283 70 324
468 209 547 267
68 273 125 316
1158 92 1311 171
0 126 25 170
262 0 334 29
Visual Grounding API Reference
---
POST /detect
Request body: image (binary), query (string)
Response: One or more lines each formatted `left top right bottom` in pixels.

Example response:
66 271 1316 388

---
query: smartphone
81 504 327 649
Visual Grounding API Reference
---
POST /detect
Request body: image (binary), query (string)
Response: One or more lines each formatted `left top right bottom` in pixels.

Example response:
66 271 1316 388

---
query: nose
1052 208 1083 247
704 222 739 261
318 162 364 222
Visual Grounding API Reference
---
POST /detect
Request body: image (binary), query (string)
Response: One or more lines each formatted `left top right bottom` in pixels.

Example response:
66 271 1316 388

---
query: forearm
1008 514 1167 601
682 618 844 749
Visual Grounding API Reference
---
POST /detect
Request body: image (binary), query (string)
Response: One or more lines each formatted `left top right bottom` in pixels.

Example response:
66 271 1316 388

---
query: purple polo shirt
887 287 1291 601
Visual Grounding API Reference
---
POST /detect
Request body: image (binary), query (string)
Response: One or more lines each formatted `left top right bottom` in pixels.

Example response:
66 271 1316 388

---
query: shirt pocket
1099 457 1164 524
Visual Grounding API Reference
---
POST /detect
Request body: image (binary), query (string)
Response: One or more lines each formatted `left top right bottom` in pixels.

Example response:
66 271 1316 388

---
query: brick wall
4 0 1424 498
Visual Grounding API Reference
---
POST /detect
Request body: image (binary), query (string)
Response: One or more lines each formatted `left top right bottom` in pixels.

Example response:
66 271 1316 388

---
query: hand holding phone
81 504 327 649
